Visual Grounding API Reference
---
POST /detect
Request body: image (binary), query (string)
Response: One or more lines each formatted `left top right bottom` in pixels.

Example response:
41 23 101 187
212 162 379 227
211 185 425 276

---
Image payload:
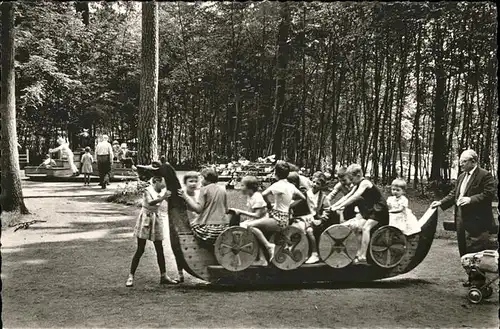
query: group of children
125 160 422 286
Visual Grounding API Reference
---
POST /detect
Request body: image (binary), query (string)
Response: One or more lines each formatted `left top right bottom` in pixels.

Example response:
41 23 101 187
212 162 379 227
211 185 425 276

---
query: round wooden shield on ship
318 224 358 268
214 227 259 272
369 226 407 268
270 226 309 270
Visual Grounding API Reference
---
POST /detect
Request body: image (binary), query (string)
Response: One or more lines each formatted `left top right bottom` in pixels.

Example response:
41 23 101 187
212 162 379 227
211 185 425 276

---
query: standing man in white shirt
95 134 114 189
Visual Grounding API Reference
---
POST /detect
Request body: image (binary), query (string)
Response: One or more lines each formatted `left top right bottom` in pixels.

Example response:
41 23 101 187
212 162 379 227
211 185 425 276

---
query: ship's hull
166 164 438 285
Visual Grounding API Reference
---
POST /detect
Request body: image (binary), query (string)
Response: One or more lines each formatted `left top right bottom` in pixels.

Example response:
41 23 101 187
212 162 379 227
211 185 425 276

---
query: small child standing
387 178 421 236
126 173 178 287
80 147 94 186
229 176 271 266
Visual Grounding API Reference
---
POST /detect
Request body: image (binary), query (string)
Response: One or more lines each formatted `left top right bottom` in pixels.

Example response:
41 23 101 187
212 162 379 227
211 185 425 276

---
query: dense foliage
2 1 497 184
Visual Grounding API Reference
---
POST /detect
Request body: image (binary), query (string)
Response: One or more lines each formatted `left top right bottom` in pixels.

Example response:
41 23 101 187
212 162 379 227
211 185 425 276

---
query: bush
106 180 149 207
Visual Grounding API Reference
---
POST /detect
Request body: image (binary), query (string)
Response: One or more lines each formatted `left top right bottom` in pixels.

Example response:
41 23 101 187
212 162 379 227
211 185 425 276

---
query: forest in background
2 1 498 185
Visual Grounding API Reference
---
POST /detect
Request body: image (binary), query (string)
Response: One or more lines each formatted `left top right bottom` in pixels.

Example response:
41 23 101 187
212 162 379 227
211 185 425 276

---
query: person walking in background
95 134 113 189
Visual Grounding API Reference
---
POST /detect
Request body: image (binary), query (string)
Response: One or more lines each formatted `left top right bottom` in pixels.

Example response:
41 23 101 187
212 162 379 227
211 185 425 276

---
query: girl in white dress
49 137 79 175
126 173 178 287
387 178 421 236
80 146 94 186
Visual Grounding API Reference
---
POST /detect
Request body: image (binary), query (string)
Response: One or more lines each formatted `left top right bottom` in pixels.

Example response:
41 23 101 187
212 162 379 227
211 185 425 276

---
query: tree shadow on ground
180 277 435 293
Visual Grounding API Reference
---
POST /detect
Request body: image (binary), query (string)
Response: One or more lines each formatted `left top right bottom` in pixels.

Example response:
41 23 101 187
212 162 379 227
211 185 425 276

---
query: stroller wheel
482 286 493 299
467 288 483 304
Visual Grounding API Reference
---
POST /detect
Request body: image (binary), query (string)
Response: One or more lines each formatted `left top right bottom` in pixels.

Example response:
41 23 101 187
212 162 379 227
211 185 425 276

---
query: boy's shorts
292 215 315 230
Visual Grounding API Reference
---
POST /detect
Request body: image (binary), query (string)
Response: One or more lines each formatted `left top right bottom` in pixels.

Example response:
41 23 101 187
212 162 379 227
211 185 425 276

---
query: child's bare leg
306 227 317 254
305 226 320 264
291 220 306 232
246 218 279 260
357 219 379 261
337 210 344 223
253 247 268 266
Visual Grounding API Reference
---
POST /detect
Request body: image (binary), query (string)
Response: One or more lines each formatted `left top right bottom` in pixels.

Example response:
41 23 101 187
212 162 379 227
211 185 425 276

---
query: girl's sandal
160 277 179 285
125 276 134 287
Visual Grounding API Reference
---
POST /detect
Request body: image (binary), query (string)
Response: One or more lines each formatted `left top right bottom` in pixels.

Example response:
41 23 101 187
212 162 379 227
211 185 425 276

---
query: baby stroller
461 250 499 304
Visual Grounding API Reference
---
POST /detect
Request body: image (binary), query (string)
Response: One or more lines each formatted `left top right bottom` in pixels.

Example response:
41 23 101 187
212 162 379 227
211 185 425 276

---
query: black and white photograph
0 1 498 328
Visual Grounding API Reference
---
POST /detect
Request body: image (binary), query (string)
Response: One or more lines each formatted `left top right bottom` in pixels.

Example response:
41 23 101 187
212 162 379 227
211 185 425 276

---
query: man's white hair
102 135 109 141
461 149 478 162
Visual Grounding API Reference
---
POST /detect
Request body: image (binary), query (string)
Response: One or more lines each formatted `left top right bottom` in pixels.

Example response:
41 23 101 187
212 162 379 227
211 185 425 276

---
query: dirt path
1 181 498 328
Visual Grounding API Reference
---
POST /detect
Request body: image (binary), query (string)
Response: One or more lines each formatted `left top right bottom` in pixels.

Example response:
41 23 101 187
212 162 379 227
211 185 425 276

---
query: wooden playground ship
165 164 439 285
24 151 137 181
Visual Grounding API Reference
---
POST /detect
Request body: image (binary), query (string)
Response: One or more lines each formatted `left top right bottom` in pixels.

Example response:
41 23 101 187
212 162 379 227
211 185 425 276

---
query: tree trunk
482 58 496 170
299 3 307 166
430 24 447 182
270 2 291 159
137 1 159 165
316 38 332 171
370 47 384 182
1 2 29 214
75 1 90 26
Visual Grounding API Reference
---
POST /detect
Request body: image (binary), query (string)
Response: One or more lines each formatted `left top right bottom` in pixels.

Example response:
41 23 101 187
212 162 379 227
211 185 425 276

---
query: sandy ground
1 180 498 328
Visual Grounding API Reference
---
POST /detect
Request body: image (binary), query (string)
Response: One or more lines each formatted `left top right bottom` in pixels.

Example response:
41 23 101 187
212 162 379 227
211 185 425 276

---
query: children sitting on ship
387 178 421 236
330 164 389 265
326 166 357 222
288 171 331 264
229 176 272 266
260 162 306 261
178 168 229 246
